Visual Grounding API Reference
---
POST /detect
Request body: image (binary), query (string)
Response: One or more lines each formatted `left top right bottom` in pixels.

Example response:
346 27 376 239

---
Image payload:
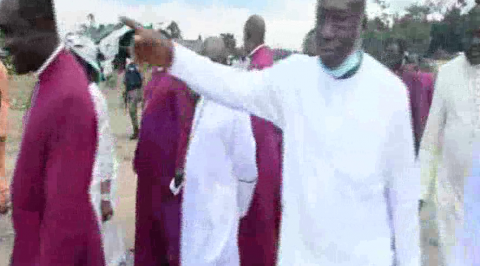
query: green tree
390 5 432 55
372 0 391 28
0 32 15 75
220 33 237 54
427 4 466 56
404 3 432 21
167 21 182 39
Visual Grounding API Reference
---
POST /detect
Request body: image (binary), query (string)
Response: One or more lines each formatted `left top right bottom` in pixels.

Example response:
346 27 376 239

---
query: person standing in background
381 38 432 157
180 36 258 266
238 15 283 266
419 2 480 264
66 34 127 266
123 57 143 140
133 64 195 266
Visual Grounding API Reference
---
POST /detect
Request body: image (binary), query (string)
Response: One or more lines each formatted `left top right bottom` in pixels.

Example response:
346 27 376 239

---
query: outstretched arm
169 44 287 129
121 17 288 129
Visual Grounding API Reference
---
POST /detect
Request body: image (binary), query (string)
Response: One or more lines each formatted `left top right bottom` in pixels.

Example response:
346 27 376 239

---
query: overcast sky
51 0 474 50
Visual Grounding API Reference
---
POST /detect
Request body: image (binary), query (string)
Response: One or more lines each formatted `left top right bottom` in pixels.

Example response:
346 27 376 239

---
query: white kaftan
419 54 480 266
455 145 480 265
181 97 258 266
88 83 126 266
170 44 420 266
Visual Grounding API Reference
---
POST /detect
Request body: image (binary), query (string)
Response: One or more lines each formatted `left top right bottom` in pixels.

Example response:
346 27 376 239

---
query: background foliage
0 0 473 75
363 0 468 60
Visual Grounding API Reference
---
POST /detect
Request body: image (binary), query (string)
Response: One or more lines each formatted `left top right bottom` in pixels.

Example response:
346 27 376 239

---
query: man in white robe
419 3 480 265
461 143 480 265
180 37 258 266
121 0 421 265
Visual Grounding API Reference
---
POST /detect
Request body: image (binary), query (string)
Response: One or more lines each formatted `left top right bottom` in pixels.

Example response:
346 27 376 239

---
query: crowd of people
0 0 479 265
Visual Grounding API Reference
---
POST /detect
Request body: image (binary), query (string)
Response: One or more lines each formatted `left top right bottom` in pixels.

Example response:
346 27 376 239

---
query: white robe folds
170 44 420 266
456 146 480 265
181 97 258 266
419 54 480 266
88 83 126 266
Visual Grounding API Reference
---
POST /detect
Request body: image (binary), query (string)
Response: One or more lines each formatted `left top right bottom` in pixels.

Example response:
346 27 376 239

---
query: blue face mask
319 50 363 79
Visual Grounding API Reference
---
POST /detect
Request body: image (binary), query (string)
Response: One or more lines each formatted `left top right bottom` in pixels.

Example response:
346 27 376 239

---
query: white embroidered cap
64 34 101 73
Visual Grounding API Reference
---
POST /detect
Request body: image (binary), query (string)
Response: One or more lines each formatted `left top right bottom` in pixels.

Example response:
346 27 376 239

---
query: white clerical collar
248 44 266 58
35 44 65 78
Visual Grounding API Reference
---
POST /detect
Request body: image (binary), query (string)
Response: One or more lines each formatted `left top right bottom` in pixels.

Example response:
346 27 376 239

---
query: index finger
120 16 143 31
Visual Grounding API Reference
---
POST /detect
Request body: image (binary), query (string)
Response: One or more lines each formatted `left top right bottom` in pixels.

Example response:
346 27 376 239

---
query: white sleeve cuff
237 177 258 218
169 178 185 196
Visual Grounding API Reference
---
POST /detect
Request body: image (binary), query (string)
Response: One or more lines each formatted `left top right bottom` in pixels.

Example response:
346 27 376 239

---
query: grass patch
8 75 37 111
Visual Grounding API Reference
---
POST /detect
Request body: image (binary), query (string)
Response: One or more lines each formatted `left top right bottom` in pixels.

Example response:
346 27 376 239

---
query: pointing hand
120 16 174 67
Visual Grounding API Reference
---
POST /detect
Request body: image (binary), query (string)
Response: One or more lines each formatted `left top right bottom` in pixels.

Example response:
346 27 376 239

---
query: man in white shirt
180 36 258 266
419 2 480 265
122 0 420 265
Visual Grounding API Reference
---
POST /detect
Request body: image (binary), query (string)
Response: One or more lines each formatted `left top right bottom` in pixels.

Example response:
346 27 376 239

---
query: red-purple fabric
396 67 435 154
143 67 164 105
418 72 435 109
133 72 195 266
11 50 104 266
238 45 282 266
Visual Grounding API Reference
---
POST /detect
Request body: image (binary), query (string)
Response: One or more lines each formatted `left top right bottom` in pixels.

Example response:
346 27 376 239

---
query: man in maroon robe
0 0 105 265
238 15 283 266
381 38 434 156
133 69 196 266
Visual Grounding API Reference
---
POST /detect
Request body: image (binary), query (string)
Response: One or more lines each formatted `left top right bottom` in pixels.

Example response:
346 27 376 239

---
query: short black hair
19 0 55 20
384 38 407 55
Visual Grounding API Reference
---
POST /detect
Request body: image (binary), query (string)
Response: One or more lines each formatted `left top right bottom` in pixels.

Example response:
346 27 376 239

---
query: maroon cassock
133 71 195 266
396 65 435 155
11 50 104 266
238 45 283 266
143 67 164 106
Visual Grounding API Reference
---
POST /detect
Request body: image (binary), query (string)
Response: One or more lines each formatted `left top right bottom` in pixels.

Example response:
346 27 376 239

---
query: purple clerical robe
11 50 104 266
397 66 434 156
133 71 195 266
238 45 282 266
